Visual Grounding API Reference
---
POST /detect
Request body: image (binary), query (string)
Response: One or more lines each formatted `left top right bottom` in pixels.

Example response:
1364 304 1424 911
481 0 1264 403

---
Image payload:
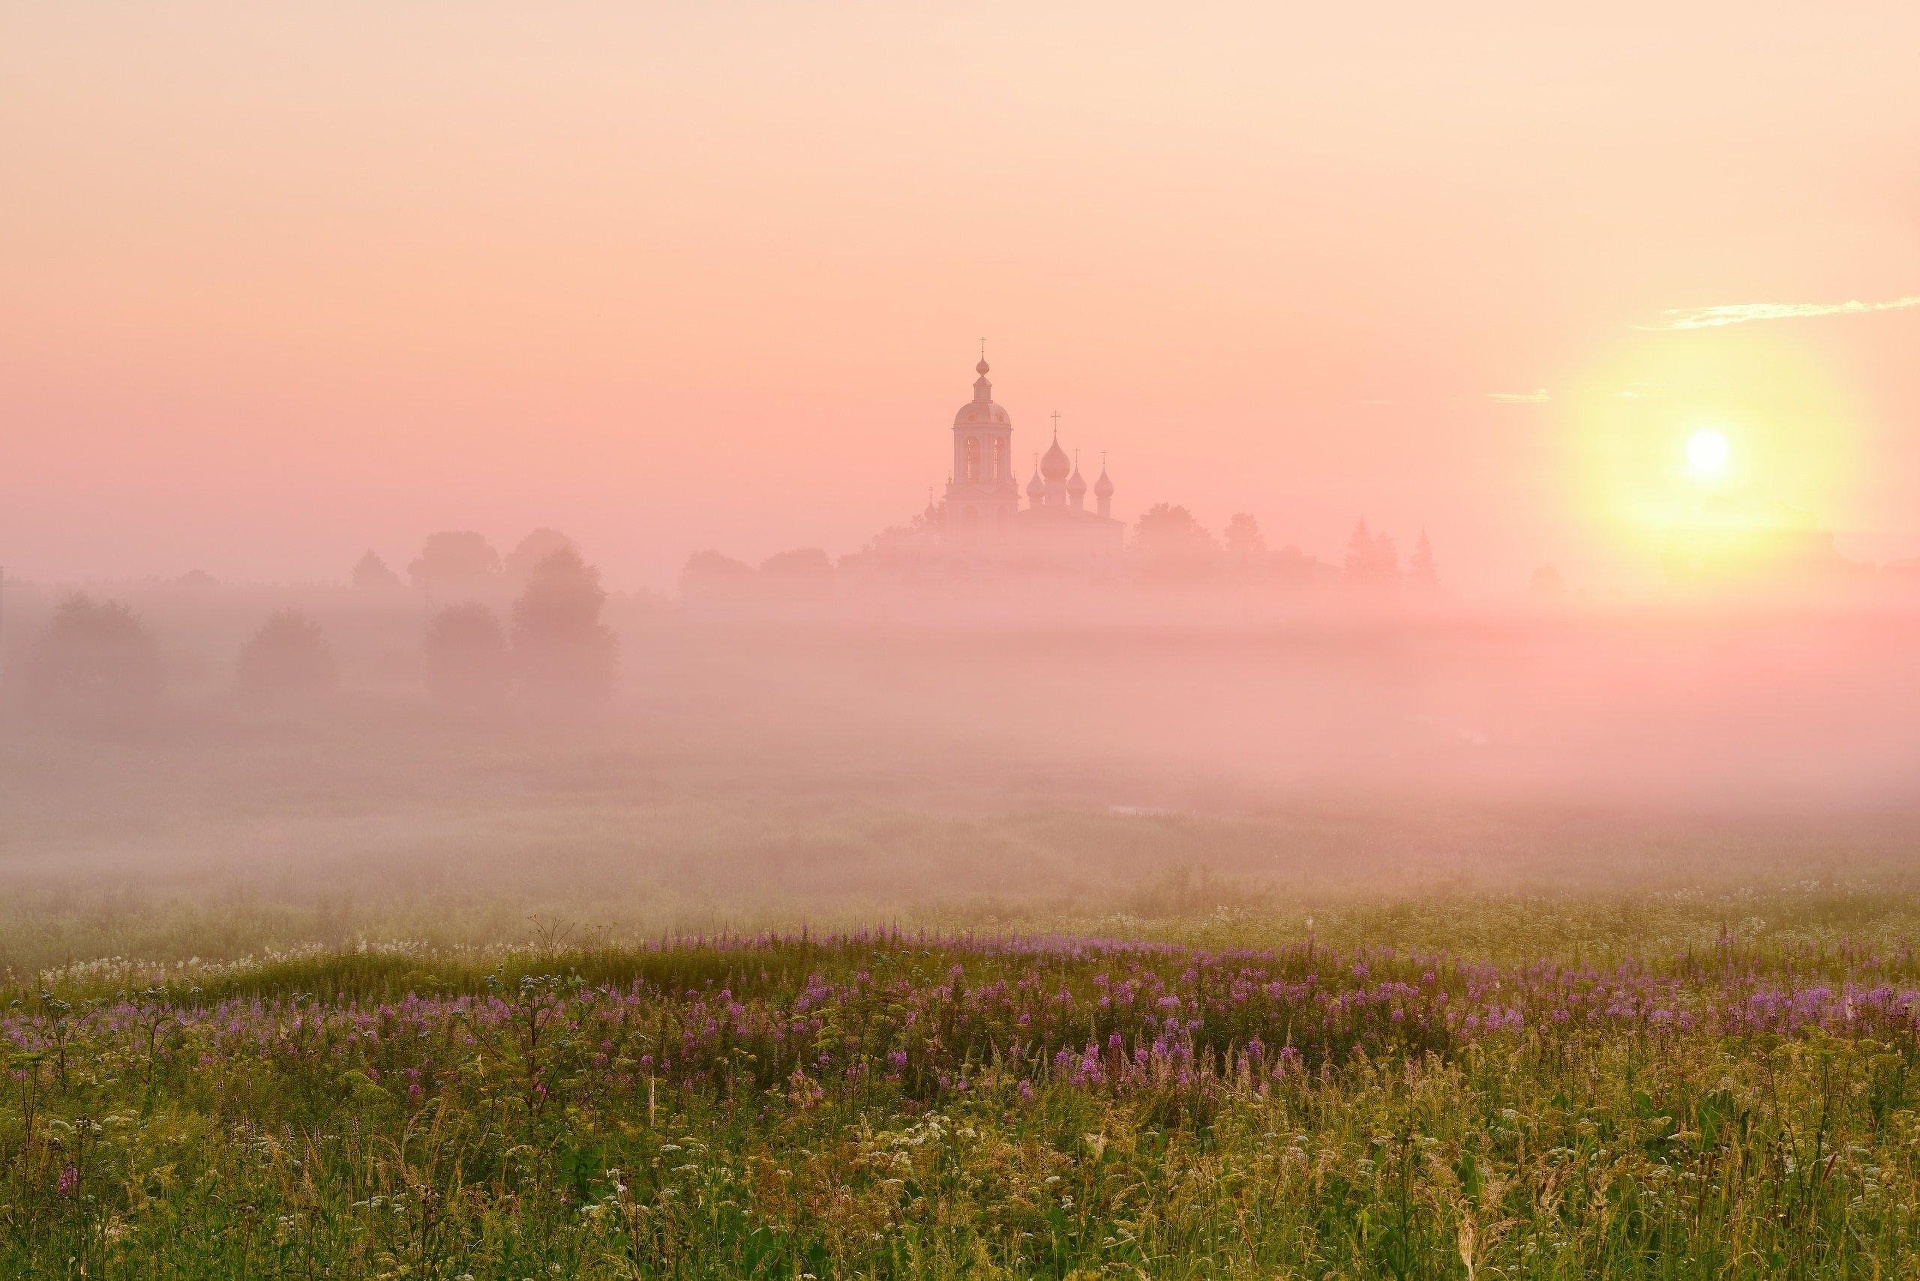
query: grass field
8 621 1920 1276
12 889 1920 1278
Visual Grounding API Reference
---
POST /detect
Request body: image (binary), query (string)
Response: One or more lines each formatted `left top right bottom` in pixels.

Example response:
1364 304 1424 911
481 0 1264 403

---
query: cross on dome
1039 422 1072 481
955 347 1008 424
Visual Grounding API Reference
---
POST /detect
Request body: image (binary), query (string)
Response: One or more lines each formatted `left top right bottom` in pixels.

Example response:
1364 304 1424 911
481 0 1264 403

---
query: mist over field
12 3 1920 1269
6 564 1920 973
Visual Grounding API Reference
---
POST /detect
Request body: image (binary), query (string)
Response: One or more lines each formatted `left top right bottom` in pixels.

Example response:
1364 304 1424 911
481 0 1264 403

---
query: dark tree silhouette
511 548 618 708
1344 519 1400 586
760 547 832 577
1131 503 1218 581
1407 529 1438 590
1223 513 1266 560
1344 519 1370 575
759 547 835 599
236 610 339 697
352 551 403 590
504 528 578 584
408 531 502 599
679 550 758 603
423 602 510 708
15 593 164 721
1372 531 1399 581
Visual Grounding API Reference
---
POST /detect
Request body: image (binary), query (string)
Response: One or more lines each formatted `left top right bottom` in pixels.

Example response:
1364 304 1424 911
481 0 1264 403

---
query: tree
760 547 833 577
1529 564 1566 600
511 548 618 708
1271 543 1323 588
1223 513 1267 561
1344 518 1400 587
1131 504 1218 581
1372 531 1399 583
1407 529 1438 591
15 593 164 721
759 547 835 599
236 610 339 697
423 602 510 708
1343 519 1374 579
408 531 502 599
1397 530 1428 591
352 551 403 590
853 515 934 574
679 550 758 603
504 528 579 585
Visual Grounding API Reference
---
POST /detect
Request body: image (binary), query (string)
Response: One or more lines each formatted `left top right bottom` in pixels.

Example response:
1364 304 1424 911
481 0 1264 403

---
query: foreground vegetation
10 913 1920 1278
9 687 1920 1275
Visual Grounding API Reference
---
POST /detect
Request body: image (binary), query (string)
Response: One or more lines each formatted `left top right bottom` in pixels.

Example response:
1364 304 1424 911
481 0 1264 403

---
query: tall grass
10 918 1920 1276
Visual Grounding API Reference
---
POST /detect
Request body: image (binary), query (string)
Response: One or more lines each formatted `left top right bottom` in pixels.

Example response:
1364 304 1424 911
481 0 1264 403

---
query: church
928 353 1125 573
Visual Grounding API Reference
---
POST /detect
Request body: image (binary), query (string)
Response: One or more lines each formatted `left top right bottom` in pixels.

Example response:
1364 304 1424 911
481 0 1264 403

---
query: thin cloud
1644 294 1920 331
1487 389 1549 404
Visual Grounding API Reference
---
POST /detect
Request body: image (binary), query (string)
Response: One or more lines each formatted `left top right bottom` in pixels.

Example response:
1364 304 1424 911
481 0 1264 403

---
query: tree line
5 532 618 724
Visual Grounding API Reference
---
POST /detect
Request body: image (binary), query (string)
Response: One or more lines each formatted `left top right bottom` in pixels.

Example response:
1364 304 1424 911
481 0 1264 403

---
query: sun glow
1684 428 1731 482
1564 329 1864 585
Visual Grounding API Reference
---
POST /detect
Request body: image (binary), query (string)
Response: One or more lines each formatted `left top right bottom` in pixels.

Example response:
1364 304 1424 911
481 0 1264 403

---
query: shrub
1131 504 1218 583
759 547 835 599
679 549 758 603
511 548 618 708
407 531 502 599
13 593 164 721
235 610 339 697
351 551 403 590
504 528 579 585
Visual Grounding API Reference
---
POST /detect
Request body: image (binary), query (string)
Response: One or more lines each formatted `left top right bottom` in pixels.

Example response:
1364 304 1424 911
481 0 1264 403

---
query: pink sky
3 2 1917 590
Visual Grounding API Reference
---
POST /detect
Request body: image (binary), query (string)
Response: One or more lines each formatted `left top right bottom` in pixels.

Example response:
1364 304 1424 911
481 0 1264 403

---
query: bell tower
944 345 1019 539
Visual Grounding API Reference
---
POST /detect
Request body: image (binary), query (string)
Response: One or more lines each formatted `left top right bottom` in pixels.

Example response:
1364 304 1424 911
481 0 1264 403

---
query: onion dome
1067 457 1088 498
1094 463 1115 499
1026 464 1045 502
1040 437 1072 482
954 355 1010 427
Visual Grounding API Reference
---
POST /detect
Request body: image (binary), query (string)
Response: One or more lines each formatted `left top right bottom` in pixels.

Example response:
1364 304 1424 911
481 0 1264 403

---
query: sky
3 1 1917 591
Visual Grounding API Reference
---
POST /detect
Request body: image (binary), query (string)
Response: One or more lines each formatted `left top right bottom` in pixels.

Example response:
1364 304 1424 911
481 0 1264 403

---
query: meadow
13 902 1920 1278
8 609 1920 1276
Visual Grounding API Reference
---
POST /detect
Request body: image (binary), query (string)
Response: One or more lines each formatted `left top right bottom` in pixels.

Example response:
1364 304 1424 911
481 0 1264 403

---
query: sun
1684 428 1732 482
1563 329 1864 581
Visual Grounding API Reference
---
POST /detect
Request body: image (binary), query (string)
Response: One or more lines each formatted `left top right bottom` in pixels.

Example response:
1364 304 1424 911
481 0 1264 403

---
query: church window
963 437 980 481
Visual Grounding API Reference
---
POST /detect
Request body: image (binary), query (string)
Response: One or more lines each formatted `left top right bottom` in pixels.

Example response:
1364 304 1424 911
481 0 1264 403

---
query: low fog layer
4 548 1920 971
